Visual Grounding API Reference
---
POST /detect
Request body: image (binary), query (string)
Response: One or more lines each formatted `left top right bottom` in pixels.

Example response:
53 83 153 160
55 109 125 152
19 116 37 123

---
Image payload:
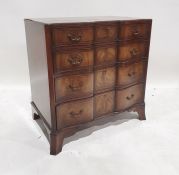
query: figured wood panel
95 46 117 65
55 49 94 72
118 41 148 62
116 84 144 111
94 91 115 117
95 24 118 42
94 67 116 92
53 26 93 45
119 22 151 40
55 73 93 102
117 61 147 86
57 98 93 128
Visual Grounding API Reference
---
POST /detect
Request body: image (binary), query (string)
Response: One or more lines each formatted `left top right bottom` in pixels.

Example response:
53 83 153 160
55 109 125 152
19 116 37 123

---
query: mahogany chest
25 17 152 155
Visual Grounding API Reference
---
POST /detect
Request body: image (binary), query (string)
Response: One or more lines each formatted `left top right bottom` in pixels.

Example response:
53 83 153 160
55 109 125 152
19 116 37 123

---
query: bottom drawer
56 98 93 128
94 91 115 117
116 84 144 111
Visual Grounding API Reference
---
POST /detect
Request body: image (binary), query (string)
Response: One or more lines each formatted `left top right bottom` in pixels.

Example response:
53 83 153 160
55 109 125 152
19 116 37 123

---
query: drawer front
95 24 118 42
95 46 117 65
117 61 147 86
55 49 94 72
94 67 116 92
94 91 115 117
55 73 93 102
119 22 151 40
53 27 93 45
56 98 93 128
116 84 144 111
118 41 148 62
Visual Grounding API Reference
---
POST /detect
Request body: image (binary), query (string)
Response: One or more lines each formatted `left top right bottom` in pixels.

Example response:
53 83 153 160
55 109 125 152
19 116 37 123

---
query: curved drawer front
95 24 118 42
56 98 93 128
116 84 144 111
95 45 117 66
94 91 115 117
118 41 148 62
55 49 94 72
117 61 147 86
53 26 93 45
119 22 151 40
55 73 93 102
94 67 116 92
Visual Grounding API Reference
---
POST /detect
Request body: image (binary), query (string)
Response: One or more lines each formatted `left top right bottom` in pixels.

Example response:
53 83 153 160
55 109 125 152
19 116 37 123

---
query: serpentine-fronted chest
24 16 152 155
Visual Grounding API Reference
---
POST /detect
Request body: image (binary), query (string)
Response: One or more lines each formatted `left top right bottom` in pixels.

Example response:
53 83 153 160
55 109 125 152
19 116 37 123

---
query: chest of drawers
25 17 152 155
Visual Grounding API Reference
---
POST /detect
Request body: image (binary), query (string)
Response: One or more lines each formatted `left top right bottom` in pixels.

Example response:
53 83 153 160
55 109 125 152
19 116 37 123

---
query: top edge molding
24 16 152 25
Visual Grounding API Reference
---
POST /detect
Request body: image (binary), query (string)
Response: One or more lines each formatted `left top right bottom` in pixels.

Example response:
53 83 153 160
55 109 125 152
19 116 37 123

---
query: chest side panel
25 20 52 128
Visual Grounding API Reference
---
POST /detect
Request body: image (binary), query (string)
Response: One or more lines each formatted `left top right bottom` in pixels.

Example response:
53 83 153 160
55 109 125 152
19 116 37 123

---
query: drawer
117 61 147 86
56 98 93 128
116 84 144 111
94 67 116 92
119 22 151 40
95 45 117 66
94 91 115 117
54 49 94 72
95 24 118 42
52 26 93 45
118 41 148 62
55 73 93 102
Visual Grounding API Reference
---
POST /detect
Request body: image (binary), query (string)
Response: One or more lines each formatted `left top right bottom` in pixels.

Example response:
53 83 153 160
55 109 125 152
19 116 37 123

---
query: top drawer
119 21 151 41
95 23 118 42
52 26 94 46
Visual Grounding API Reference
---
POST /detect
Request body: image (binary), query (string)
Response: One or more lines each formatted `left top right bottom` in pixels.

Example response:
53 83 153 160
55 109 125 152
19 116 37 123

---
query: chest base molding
32 100 145 155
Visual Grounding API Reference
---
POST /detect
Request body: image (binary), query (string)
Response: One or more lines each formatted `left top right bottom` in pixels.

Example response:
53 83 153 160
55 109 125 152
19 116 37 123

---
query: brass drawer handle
68 83 82 91
68 54 83 65
126 94 134 100
67 33 81 42
133 30 139 35
70 110 83 117
130 48 138 57
128 71 135 77
132 26 139 36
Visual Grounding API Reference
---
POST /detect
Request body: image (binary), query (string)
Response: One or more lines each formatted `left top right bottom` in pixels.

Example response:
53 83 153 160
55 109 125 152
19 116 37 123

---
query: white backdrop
0 0 179 88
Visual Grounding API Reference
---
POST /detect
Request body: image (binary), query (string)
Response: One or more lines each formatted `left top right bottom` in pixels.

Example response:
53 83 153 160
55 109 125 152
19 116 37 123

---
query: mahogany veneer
25 16 152 155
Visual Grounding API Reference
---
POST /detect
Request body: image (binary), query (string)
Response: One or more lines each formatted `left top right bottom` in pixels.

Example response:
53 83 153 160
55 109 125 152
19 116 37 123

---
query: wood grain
95 45 117 65
117 61 147 86
52 26 93 45
118 40 148 62
94 67 116 92
55 73 93 102
116 84 144 111
94 91 115 117
119 21 151 40
55 49 94 72
95 24 118 42
56 98 93 128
